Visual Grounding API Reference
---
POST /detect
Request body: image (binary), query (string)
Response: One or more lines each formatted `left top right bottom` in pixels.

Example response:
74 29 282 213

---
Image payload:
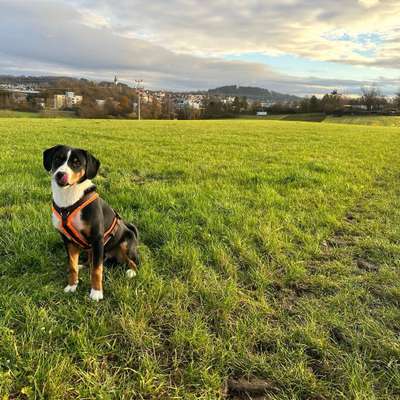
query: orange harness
52 190 119 249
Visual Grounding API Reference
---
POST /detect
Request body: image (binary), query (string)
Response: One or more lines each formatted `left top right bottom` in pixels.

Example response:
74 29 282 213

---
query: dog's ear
85 151 100 179
43 145 62 171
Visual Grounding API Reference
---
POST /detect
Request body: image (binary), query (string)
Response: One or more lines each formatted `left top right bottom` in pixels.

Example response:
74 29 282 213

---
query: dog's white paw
89 289 103 301
64 284 78 293
126 269 136 279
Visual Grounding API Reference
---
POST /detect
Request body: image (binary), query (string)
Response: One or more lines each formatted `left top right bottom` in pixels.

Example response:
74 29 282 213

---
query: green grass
1 118 400 399
0 110 77 119
0 110 40 118
324 115 400 127
282 113 326 122
245 114 400 127
239 114 289 120
241 114 326 122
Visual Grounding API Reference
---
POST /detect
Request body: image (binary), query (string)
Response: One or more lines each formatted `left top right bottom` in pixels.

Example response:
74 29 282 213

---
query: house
95 99 106 109
33 97 46 109
53 91 83 109
11 92 28 104
343 104 367 111
65 92 83 107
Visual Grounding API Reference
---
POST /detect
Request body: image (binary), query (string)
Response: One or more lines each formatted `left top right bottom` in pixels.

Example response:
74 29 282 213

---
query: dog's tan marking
69 169 85 185
67 242 80 285
91 263 103 291
120 241 138 276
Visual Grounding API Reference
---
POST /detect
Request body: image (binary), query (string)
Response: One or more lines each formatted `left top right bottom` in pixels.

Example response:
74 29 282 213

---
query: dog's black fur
43 145 139 300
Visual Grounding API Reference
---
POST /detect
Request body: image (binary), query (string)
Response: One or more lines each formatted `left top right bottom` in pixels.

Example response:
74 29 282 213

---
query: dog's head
43 145 100 187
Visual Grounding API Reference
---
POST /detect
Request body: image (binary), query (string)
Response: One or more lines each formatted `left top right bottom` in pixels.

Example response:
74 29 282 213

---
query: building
95 99 106 109
53 91 83 109
344 104 367 111
33 97 46 109
0 86 41 108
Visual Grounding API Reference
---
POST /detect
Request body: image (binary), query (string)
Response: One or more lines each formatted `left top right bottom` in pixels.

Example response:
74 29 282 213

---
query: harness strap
52 191 119 249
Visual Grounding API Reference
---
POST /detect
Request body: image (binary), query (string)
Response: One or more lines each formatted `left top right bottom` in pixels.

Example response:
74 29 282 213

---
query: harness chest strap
52 192 119 249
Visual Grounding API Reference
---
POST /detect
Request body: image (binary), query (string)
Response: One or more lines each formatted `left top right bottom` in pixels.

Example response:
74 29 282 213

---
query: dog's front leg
64 242 80 293
89 236 104 301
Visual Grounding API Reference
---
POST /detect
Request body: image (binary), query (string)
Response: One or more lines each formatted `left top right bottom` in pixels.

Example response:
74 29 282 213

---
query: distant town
0 75 399 119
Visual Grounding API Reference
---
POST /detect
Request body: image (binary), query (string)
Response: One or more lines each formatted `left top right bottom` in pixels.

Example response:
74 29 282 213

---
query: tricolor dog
43 145 139 301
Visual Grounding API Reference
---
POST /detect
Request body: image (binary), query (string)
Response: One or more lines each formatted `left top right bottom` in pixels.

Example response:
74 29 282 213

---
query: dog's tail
124 222 140 266
126 222 139 241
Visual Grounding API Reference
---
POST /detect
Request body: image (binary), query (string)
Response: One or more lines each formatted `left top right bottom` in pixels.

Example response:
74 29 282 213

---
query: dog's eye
55 156 62 163
72 159 81 167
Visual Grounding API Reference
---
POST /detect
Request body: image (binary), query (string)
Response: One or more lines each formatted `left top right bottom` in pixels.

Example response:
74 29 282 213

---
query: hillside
208 85 301 102
0 75 127 89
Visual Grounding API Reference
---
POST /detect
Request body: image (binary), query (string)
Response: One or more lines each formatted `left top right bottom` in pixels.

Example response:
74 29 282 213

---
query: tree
148 98 161 119
78 97 103 118
160 95 175 119
250 101 262 114
361 87 382 111
232 96 241 114
104 98 119 116
320 91 345 114
393 92 400 110
309 95 320 112
118 95 131 115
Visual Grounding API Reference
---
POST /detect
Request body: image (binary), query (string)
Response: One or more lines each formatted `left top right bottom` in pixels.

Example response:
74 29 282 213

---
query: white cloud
358 0 380 8
0 0 399 94
74 0 400 68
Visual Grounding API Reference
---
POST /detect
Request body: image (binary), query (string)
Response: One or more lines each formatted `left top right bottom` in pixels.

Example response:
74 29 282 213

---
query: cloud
0 1 286 91
359 0 380 8
74 0 400 68
0 0 399 94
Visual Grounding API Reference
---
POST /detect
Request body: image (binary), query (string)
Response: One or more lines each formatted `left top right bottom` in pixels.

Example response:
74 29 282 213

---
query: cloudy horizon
1 0 400 96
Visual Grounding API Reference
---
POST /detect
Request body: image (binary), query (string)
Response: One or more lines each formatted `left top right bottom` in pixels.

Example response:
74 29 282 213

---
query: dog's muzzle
55 171 69 187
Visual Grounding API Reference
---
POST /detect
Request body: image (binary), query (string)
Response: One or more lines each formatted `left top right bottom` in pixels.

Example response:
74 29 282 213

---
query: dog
43 145 139 301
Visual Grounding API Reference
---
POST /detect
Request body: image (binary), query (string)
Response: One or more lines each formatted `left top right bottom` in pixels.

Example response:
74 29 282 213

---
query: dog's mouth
55 172 70 187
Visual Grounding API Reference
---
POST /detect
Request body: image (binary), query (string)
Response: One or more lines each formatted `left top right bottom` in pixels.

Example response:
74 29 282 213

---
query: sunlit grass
1 118 400 398
324 115 400 127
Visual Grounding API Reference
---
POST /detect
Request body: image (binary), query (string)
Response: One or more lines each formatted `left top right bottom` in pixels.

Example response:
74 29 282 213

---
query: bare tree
361 87 383 111
393 91 400 110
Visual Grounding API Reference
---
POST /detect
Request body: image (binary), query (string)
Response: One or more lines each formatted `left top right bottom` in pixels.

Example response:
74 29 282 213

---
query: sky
1 0 400 96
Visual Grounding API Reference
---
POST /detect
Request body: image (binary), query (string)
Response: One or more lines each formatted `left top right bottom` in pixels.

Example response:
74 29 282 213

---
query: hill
208 85 301 102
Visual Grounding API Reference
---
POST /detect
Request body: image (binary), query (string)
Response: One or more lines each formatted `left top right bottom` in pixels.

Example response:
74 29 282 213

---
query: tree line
2 77 400 119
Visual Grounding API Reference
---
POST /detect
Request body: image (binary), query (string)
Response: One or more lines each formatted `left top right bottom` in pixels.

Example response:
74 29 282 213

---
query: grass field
1 118 400 399
0 110 77 119
241 113 325 122
246 114 400 127
324 115 400 127
0 110 40 118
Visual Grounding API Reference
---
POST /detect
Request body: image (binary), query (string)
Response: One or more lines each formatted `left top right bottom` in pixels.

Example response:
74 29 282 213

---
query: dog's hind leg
115 237 139 279
126 259 138 278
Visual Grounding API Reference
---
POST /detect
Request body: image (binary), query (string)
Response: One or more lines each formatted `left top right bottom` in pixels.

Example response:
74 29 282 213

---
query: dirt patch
356 258 380 272
224 377 279 399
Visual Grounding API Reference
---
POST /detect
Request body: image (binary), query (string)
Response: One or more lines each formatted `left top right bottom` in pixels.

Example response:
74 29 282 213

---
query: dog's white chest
52 212 61 231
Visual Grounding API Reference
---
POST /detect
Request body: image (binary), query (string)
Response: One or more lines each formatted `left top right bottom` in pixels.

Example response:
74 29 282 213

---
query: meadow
1 118 400 399
323 115 400 127
247 113 400 127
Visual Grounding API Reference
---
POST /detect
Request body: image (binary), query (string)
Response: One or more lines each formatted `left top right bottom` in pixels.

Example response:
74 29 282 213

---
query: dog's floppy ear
85 151 100 179
43 145 62 171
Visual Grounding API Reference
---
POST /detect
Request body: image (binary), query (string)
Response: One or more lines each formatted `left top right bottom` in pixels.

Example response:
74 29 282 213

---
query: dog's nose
55 171 68 185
